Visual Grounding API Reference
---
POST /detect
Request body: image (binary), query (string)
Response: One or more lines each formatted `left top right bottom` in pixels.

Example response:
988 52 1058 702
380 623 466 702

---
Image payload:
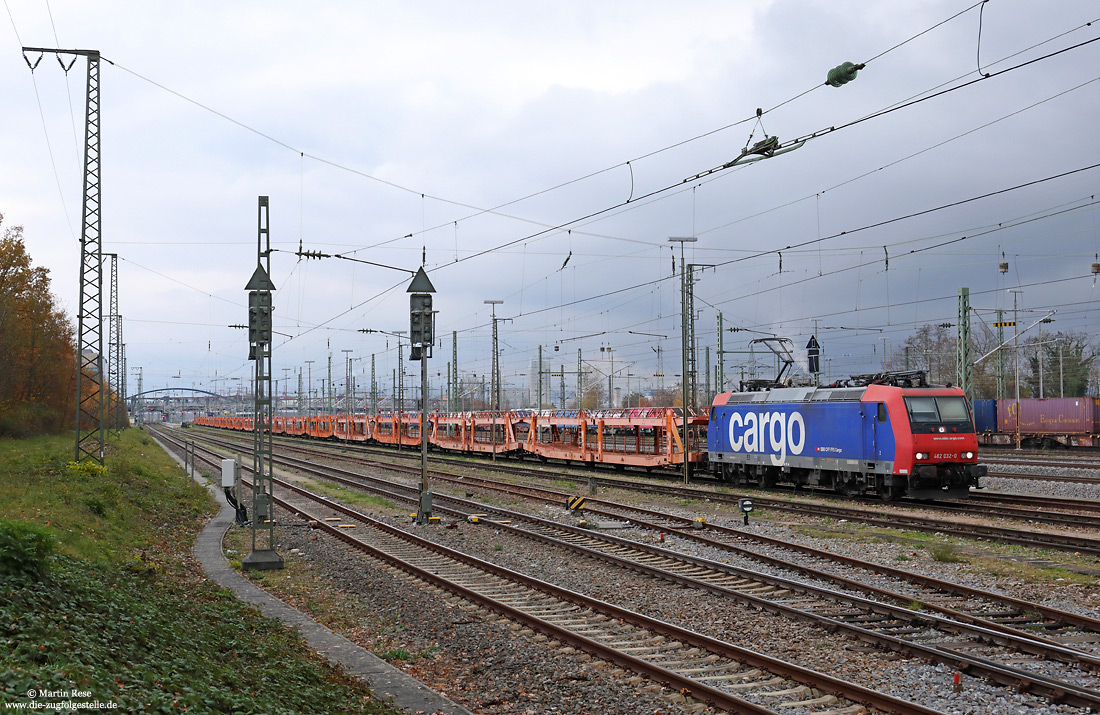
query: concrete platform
156 434 474 715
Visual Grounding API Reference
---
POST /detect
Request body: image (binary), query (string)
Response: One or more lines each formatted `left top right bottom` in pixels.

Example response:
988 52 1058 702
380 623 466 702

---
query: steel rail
577 474 1100 556
251 474 937 714
986 470 1100 484
970 491 1100 513
162 428 916 714
165 427 1100 708
178 425 1100 633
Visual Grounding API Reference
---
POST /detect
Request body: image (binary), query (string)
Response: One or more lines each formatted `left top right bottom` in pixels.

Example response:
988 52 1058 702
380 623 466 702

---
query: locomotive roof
716 386 868 405
714 383 963 406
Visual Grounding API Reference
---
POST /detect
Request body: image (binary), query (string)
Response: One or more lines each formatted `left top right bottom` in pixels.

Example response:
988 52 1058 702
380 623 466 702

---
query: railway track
187 424 1100 553
982 450 1100 471
157 427 937 715
189 424 1100 552
161 425 1100 710
985 469 1100 485
970 491 1100 513
193 422 1100 495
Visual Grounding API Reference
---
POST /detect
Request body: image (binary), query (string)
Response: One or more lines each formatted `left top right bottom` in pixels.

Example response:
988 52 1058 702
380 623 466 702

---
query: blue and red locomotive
707 371 985 500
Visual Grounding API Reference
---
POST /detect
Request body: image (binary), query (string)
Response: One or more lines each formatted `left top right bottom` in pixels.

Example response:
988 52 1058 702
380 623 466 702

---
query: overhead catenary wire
427 33 1100 273
89 2 995 264
708 163 1100 271
477 185 1100 359
19 2 1100 380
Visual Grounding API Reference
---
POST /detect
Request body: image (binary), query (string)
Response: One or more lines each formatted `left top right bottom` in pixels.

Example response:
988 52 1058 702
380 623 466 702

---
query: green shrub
68 460 109 480
0 518 55 580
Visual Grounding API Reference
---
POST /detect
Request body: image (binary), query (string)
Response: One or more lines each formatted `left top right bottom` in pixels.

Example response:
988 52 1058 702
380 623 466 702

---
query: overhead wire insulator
826 61 864 87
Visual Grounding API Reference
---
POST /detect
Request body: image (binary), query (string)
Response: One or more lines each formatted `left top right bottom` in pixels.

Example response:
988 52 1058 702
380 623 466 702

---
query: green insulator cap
827 61 860 87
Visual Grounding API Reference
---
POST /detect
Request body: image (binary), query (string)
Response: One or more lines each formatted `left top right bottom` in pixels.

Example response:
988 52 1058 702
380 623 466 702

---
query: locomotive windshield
903 396 972 426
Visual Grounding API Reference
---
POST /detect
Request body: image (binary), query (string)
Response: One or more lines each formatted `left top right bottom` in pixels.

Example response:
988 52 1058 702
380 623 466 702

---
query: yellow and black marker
567 496 587 512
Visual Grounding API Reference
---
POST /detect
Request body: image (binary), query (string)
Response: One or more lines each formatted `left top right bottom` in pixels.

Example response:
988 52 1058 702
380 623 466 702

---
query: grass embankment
0 430 400 714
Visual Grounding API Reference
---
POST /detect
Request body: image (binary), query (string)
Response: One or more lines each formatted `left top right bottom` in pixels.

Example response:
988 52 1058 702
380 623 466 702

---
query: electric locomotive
707 370 985 500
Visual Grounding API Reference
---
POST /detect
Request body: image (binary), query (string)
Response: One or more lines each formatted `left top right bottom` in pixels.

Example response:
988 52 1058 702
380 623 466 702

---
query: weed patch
929 544 964 563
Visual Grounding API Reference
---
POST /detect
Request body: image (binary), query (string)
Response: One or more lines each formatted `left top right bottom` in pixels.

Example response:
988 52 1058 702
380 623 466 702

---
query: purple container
997 398 1099 435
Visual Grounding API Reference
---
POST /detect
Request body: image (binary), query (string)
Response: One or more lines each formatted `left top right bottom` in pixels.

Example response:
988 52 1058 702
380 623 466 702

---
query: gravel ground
408 507 1098 714
267 523 697 715
982 474 1100 499
229 456 1100 715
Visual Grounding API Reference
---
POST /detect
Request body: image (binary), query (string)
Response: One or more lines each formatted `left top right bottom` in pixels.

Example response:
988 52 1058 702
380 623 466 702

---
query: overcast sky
3 0 1100 406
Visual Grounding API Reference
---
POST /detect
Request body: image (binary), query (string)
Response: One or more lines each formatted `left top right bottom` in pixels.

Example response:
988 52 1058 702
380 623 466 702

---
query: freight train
194 370 985 500
971 397 1100 448
195 407 709 470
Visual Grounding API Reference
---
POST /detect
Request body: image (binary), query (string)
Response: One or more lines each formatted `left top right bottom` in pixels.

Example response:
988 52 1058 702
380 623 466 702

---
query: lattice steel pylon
716 311 724 393
684 264 697 411
370 354 377 413
957 287 972 399
120 343 127 426
106 253 123 435
297 369 303 417
24 48 107 462
70 49 105 464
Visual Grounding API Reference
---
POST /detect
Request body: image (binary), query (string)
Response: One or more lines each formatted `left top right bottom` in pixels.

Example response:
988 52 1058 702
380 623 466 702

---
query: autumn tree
0 214 77 437
571 376 606 409
648 385 682 407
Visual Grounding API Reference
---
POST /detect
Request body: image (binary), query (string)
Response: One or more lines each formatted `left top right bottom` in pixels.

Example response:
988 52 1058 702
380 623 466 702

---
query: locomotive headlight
915 452 926 460
965 451 974 459
937 427 946 433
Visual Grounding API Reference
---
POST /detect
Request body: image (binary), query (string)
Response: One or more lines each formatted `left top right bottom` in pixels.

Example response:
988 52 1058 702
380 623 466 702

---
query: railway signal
738 499 754 526
409 267 437 525
243 196 282 571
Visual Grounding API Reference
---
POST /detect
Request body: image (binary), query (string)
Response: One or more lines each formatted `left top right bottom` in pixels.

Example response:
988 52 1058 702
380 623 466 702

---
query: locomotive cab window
876 403 887 422
903 396 972 427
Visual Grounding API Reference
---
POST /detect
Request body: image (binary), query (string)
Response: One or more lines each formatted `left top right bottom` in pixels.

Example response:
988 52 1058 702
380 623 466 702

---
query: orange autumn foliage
0 214 78 437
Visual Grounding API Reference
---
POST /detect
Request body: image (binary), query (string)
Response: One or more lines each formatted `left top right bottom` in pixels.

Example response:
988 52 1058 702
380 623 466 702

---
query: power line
93 3 995 263
484 180 1100 348
709 163 1100 271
